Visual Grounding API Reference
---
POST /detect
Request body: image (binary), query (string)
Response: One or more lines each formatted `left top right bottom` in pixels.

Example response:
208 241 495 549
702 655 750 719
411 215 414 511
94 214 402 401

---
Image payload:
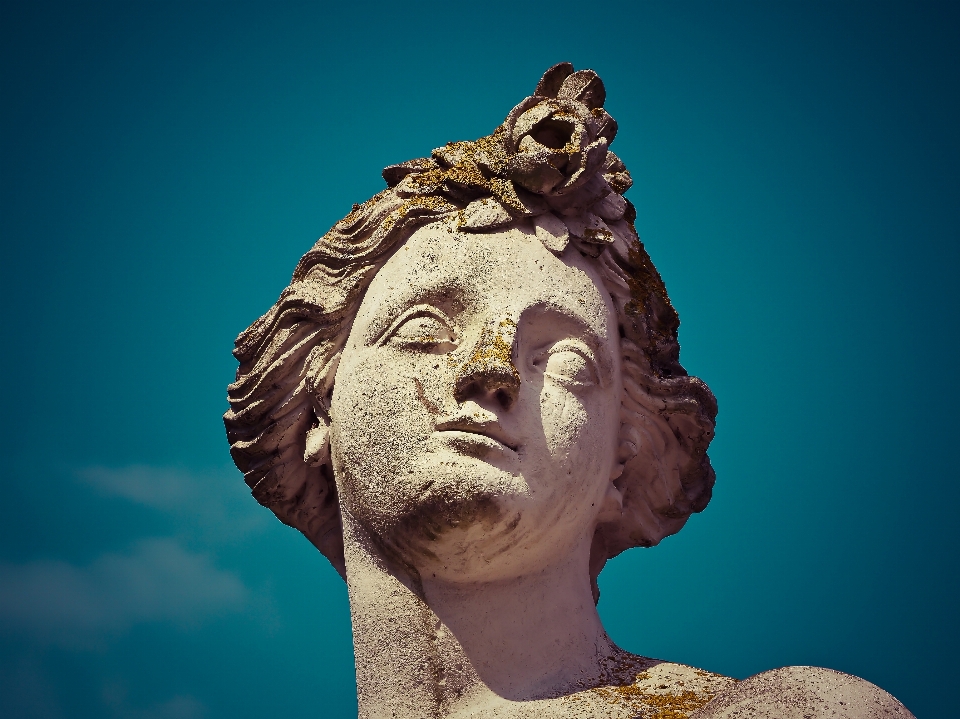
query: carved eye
533 341 598 387
386 310 458 353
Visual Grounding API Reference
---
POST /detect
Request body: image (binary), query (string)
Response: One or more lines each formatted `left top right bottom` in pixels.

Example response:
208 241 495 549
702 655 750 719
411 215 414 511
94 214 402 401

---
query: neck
341 511 614 719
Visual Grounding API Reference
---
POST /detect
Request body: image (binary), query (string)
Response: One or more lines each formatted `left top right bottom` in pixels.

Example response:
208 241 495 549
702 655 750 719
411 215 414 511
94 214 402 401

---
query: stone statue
224 64 913 719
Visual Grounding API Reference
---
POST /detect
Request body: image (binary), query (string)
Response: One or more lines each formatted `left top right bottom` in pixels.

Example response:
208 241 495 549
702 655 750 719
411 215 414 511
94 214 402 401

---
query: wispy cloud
0 539 247 645
102 685 208 719
78 465 265 541
79 465 198 510
124 695 206 719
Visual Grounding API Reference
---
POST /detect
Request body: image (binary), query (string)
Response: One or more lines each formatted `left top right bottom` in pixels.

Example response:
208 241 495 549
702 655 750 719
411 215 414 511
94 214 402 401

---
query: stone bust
224 64 912 718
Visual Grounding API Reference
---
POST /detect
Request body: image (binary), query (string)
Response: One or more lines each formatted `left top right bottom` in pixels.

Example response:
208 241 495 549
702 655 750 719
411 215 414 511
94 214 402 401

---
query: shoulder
691 666 914 719
559 656 737 718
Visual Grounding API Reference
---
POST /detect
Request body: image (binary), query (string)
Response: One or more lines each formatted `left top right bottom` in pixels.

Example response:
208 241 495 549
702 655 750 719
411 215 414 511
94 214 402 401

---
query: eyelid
376 304 458 346
534 339 601 385
536 339 597 362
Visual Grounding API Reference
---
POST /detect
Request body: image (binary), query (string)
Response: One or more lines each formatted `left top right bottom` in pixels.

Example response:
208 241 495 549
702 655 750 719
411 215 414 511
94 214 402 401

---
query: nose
453 325 521 409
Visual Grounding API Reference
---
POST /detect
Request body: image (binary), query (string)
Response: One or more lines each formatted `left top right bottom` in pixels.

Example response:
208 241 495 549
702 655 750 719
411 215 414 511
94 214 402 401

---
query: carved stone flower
502 63 618 196
380 63 635 248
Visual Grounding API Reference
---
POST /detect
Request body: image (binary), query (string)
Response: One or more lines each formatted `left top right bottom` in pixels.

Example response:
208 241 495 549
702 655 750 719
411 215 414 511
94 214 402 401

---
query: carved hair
224 64 717 599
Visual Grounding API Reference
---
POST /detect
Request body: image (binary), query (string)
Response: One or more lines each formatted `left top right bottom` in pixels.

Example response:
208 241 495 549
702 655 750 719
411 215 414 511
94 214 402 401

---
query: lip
434 416 519 455
435 429 519 455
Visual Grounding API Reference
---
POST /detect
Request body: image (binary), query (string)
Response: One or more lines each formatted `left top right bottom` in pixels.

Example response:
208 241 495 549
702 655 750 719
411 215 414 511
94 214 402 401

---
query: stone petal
534 62 574 98
581 213 614 244
580 137 609 176
554 138 608 194
592 190 627 221
602 151 633 194
442 159 488 191
560 212 614 245
512 104 556 147
592 109 618 144
571 238 603 258
532 213 569 254
394 172 440 197
557 69 606 109
501 95 544 144
382 158 439 187
491 179 548 216
432 140 473 168
563 214 587 237
602 150 627 174
604 169 633 195
510 151 566 194
545 174 610 215
461 198 514 231
511 185 550 215
518 135 569 172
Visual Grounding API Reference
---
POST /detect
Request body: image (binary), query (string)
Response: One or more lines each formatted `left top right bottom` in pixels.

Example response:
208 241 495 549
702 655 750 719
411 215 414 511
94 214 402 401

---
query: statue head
224 63 717 602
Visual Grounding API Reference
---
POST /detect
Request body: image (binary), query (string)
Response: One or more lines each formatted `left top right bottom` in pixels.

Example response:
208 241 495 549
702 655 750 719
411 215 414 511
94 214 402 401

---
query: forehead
357 221 615 337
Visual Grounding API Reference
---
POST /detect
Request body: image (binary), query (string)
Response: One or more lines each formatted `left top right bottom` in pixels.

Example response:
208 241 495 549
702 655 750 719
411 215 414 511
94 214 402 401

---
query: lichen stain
589 681 714 719
454 325 521 401
623 239 675 321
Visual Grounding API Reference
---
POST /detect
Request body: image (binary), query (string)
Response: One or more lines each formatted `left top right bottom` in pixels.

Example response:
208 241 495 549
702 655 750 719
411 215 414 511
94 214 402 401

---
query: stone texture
223 64 912 719
693 667 915 718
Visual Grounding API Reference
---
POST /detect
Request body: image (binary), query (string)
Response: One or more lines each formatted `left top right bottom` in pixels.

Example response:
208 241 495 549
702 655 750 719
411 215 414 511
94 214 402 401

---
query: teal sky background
2 1 958 717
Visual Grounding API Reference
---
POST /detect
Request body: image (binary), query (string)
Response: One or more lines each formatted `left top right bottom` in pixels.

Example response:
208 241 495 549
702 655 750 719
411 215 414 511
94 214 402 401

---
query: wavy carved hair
224 64 717 601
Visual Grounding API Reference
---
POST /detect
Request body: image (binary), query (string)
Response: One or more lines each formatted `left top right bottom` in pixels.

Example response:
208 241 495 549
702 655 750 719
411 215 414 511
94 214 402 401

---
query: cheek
539 383 589 458
330 351 434 486
538 382 614 474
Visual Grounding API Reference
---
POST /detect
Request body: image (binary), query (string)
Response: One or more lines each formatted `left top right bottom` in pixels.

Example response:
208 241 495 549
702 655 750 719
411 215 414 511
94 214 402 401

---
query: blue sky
1 1 958 717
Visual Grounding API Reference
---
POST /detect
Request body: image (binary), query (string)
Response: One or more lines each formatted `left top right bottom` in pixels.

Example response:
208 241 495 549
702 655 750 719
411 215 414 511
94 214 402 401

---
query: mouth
435 429 519 455
434 416 519 456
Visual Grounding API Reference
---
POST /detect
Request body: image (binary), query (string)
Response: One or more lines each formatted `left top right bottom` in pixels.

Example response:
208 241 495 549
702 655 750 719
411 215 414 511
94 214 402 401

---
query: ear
596 476 624 523
304 422 331 467
304 348 341 422
303 348 341 469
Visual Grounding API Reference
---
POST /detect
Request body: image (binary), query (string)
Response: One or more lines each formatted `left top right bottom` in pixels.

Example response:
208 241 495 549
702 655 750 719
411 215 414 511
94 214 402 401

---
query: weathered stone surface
223 63 912 719
462 197 513 230
532 212 569 254
693 667 915 718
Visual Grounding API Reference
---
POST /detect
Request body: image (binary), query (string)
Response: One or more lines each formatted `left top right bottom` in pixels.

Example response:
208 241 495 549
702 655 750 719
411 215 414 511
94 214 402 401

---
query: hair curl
224 64 717 600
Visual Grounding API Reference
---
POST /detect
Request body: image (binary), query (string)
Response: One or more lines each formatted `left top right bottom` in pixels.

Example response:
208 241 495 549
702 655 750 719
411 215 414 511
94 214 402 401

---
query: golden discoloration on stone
559 658 736 719
624 239 676 320
583 227 614 243
456 325 520 389
382 195 459 231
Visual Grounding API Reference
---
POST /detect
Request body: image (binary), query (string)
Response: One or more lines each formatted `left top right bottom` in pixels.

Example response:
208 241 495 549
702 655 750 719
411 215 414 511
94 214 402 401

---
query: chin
345 455 552 579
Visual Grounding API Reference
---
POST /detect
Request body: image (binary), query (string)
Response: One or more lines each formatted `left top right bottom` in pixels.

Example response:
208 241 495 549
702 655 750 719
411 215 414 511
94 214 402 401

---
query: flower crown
380 62 634 257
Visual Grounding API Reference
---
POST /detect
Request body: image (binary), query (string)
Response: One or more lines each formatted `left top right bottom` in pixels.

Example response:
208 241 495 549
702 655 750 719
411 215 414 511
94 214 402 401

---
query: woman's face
329 220 622 581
